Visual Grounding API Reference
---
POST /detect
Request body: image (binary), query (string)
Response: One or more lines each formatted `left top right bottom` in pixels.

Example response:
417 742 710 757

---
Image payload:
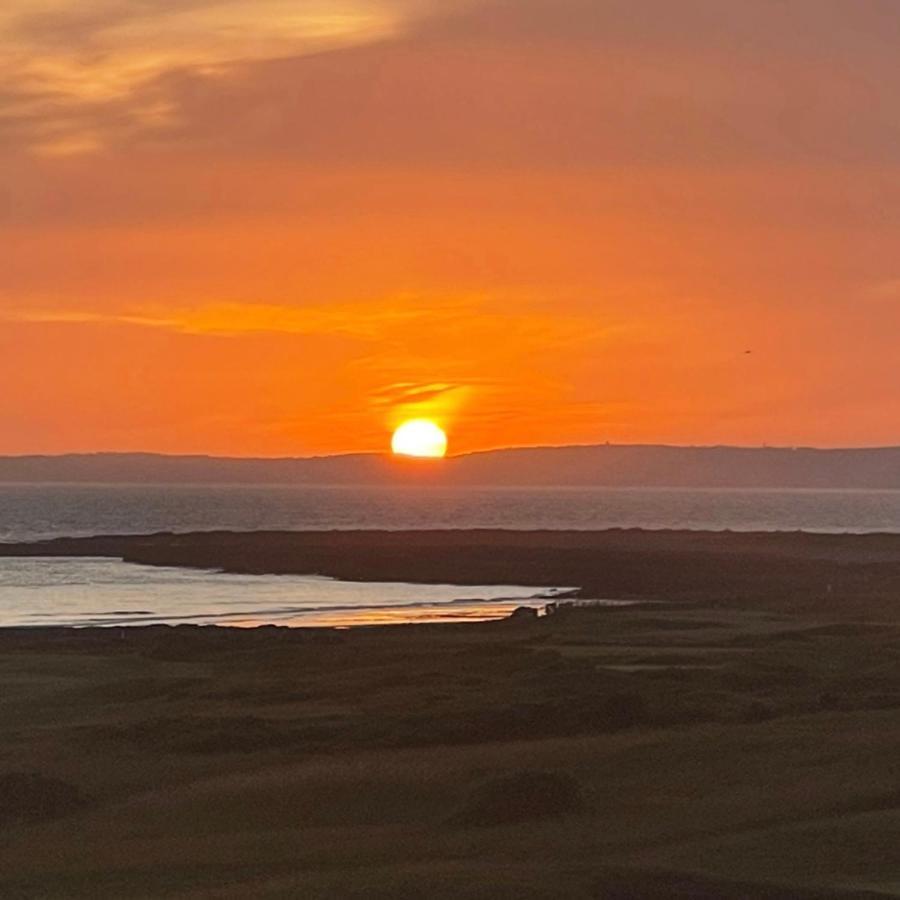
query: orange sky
2 0 899 455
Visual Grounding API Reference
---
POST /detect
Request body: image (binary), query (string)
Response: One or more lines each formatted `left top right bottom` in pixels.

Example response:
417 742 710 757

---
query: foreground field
0 590 898 898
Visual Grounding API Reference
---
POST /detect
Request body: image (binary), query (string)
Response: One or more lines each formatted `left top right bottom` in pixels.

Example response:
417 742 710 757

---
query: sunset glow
391 420 448 459
2 2 899 455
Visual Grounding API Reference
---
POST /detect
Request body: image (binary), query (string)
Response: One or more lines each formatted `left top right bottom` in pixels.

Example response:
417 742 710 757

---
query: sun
391 419 448 458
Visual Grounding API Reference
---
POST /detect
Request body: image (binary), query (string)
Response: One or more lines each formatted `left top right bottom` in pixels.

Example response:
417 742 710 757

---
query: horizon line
3 442 900 462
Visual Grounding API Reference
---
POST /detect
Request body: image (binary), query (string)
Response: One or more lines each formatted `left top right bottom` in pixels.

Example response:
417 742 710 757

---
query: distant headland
1 444 899 488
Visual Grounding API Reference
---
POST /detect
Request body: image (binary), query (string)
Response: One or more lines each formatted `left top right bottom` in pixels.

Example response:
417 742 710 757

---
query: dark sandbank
4 528 900 616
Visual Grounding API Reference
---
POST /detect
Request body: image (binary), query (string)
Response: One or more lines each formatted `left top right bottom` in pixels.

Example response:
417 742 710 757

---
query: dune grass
0 599 897 897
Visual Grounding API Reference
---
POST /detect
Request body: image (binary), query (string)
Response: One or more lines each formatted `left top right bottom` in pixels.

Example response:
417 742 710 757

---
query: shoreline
0 551 581 629
2 528 899 619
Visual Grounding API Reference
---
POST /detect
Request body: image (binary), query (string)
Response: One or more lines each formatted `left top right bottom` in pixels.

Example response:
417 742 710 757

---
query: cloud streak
0 0 409 154
2 0 899 164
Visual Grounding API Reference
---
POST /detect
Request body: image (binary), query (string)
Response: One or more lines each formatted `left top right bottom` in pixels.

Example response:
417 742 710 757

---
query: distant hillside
1 445 900 488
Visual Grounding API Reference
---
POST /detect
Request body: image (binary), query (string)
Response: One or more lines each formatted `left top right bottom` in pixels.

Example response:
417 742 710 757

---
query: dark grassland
0 530 899 897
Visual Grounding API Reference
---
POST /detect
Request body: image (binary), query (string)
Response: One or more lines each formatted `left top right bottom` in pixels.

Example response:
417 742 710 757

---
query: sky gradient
2 0 899 455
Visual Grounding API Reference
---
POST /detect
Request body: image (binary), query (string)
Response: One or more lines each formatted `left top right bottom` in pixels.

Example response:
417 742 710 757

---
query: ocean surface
1 484 897 628
2 483 900 541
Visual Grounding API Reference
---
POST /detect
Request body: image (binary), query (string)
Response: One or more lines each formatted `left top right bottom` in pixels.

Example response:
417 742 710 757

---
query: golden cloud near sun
391 420 448 458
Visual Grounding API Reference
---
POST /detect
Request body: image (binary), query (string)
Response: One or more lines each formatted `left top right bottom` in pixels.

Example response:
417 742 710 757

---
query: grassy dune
0 593 898 896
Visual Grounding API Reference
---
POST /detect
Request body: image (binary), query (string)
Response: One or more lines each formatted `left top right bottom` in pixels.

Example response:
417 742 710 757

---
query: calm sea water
0 558 572 628
1 484 897 628
2 484 900 541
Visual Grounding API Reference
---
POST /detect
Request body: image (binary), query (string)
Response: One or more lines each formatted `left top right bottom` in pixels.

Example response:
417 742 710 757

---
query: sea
1 484 898 629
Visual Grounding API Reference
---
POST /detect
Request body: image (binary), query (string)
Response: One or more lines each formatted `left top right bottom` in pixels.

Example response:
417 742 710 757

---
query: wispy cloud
369 382 464 407
0 0 410 154
1 294 610 345
1 297 457 338
5 0 900 162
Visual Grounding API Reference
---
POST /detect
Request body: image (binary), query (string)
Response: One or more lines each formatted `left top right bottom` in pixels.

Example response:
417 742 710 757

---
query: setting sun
391 420 448 458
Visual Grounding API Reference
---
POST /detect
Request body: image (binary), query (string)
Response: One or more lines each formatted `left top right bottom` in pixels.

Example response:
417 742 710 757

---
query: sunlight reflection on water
0 558 575 628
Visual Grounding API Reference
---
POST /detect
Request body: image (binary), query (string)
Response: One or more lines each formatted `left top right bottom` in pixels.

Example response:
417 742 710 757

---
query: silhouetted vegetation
0 540 898 896
451 770 585 827
0 773 89 826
